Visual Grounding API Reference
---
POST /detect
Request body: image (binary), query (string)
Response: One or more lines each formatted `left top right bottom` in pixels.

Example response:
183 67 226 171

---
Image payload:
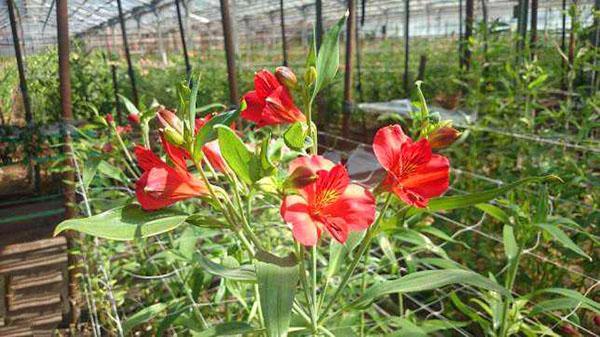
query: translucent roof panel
0 0 595 56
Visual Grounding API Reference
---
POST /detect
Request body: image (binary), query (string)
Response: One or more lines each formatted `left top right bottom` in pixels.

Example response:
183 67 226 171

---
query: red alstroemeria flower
281 155 376 246
373 124 450 208
241 69 306 127
135 138 207 210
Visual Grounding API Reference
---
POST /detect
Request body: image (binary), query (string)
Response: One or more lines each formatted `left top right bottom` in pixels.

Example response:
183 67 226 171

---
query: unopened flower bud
128 113 140 125
304 66 317 86
275 66 297 89
428 126 461 149
105 113 114 124
163 127 185 146
102 143 114 153
285 166 317 189
157 107 183 134
561 324 580 336
594 315 600 327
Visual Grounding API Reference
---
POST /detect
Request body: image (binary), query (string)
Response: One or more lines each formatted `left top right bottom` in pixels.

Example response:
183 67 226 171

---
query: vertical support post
403 0 410 95
517 0 529 52
175 0 191 77
220 0 239 106
279 0 288 66
7 0 39 192
116 0 139 107
315 0 323 50
111 65 121 124
591 0 600 94
568 1 577 68
530 0 538 58
417 55 427 81
458 0 463 68
56 0 80 324
155 10 168 66
342 0 356 136
465 0 473 70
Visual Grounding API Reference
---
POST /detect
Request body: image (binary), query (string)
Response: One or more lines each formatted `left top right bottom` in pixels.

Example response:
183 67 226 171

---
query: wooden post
342 0 356 136
465 0 474 70
591 0 600 94
458 0 463 68
116 0 139 107
220 0 239 106
417 55 427 81
517 0 529 52
279 0 288 66
56 0 80 324
175 0 192 77
403 0 410 95
530 0 538 58
7 0 39 193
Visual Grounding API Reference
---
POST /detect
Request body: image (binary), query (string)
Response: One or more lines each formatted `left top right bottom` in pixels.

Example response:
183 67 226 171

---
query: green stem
318 194 394 323
499 249 522 337
296 244 316 331
111 122 140 177
311 246 319 333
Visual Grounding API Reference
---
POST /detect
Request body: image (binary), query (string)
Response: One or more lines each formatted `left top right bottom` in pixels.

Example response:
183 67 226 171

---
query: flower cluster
133 67 451 247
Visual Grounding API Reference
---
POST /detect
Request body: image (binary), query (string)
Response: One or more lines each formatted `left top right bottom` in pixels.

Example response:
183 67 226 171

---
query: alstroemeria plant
56 14 575 337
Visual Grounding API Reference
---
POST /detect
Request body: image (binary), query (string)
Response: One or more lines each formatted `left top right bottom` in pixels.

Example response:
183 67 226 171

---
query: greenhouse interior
0 0 598 336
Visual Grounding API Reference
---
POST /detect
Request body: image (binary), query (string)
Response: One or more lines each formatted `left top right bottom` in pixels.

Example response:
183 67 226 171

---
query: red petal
281 195 319 246
288 155 335 175
263 86 305 125
325 183 376 231
373 124 410 172
160 135 189 171
203 141 228 172
401 154 450 199
241 91 265 124
134 145 164 172
320 217 349 244
254 70 280 99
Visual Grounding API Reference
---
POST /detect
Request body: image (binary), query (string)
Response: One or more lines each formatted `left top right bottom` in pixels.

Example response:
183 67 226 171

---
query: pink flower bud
105 113 114 124
428 126 461 150
561 324 580 336
594 315 600 327
157 107 183 134
128 113 140 125
102 143 114 153
275 66 297 89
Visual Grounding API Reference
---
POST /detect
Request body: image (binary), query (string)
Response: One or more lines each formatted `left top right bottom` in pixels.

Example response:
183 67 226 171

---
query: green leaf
82 157 101 189
326 230 365 278
255 251 299 337
534 223 591 260
191 322 258 337
502 225 518 261
118 94 140 114
196 103 227 115
351 269 510 308
530 298 596 316
192 109 240 162
407 175 560 217
533 288 600 314
123 303 167 334
476 203 510 223
54 204 188 240
216 125 253 185
312 13 348 100
388 318 427 337
283 122 308 151
189 73 201 127
196 252 256 282
97 160 127 183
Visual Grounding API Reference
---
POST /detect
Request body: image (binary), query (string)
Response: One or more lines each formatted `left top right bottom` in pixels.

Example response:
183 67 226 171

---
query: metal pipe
6 0 39 192
56 0 80 324
175 0 191 77
220 0 239 106
530 0 538 58
403 0 410 94
342 0 356 135
116 0 139 107
279 0 288 66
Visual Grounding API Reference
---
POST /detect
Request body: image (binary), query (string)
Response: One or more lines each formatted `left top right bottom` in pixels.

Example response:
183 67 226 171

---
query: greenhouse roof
0 0 594 56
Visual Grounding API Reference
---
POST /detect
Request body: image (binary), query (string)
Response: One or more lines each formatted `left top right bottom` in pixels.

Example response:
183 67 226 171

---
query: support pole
458 0 463 68
220 0 239 106
279 0 288 66
7 0 39 192
530 0 538 58
116 0 139 107
403 0 410 95
517 0 529 52
56 0 80 324
315 0 324 50
591 0 600 94
465 0 473 70
342 0 356 136
111 64 121 124
175 0 191 77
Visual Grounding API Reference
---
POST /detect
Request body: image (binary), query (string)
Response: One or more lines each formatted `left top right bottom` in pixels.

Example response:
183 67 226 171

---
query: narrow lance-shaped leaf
407 175 561 217
311 13 348 101
191 322 258 337
192 108 240 162
534 223 591 261
255 251 299 337
54 204 188 240
195 252 257 282
502 225 518 261
123 303 167 334
350 269 510 309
